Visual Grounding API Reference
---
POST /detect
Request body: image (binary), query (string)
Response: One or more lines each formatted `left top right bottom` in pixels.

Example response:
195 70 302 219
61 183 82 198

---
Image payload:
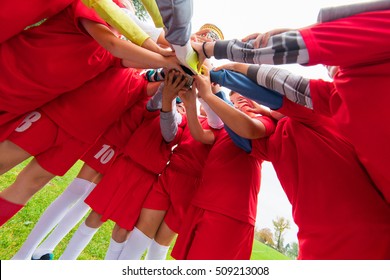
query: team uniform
1 67 148 176
299 10 390 203
212 10 390 204
142 116 217 233
80 97 149 175
0 0 74 43
85 112 186 231
172 116 275 260
0 0 121 126
252 98 390 259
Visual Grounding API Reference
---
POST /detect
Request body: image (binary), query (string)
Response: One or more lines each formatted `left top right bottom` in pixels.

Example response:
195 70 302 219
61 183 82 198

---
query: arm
193 30 309 67
81 18 180 69
195 68 269 140
317 0 390 23
179 87 216 145
215 63 312 109
159 70 188 142
209 68 283 110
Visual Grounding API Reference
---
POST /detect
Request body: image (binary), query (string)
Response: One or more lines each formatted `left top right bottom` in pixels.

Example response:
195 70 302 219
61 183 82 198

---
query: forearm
210 69 283 110
82 0 149 46
185 102 215 144
201 93 266 139
317 0 390 23
247 65 312 109
160 95 182 142
213 31 309 65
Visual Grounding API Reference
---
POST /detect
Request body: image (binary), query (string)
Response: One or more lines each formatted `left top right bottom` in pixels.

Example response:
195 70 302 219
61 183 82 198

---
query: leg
13 164 99 259
117 208 166 260
104 224 130 260
0 140 31 175
59 210 103 260
145 221 176 260
0 158 54 227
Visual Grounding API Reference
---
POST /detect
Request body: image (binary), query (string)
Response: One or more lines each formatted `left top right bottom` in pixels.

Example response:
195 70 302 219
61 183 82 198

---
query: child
0 67 156 227
196 67 390 259
58 71 188 259
0 0 179 126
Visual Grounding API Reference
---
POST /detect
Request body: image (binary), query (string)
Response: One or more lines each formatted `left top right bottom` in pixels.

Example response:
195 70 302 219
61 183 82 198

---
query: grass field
0 160 289 260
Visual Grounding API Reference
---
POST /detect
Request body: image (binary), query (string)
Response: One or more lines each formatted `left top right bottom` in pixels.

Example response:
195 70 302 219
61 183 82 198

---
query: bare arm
179 87 215 145
194 68 268 139
81 18 180 69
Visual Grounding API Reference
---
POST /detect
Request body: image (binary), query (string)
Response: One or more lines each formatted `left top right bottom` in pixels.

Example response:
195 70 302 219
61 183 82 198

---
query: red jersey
0 0 120 121
191 116 275 226
41 67 148 144
0 0 74 43
300 10 390 203
252 98 390 259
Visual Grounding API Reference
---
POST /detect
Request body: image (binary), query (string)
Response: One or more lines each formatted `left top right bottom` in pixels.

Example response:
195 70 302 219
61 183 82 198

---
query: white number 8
15 111 42 132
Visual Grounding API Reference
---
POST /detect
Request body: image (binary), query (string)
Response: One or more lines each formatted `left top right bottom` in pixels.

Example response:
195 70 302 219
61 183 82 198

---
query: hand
163 70 190 102
191 30 215 43
178 86 196 106
158 46 176 57
213 62 249 76
242 28 294 48
193 67 213 99
191 41 207 72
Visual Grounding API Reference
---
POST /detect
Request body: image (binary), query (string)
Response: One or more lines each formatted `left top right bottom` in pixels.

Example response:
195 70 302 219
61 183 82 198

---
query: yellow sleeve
140 0 164 28
81 0 150 46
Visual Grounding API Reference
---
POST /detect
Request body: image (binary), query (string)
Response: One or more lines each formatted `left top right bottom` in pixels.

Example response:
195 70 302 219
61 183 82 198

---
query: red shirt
252 99 390 259
0 0 74 43
300 10 390 203
0 0 120 119
41 67 148 144
192 116 275 226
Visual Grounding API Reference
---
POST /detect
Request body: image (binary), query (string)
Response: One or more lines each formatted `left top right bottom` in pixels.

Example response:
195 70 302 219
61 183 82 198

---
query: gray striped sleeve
248 64 313 109
214 31 309 65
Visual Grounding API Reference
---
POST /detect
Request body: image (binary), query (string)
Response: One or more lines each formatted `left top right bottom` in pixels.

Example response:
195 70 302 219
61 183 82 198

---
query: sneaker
31 252 54 260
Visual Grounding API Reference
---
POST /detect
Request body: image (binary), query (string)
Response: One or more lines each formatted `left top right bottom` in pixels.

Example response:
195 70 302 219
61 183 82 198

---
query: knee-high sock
58 221 98 260
145 240 170 260
0 197 24 227
104 238 126 260
32 183 96 259
12 178 92 260
118 227 152 260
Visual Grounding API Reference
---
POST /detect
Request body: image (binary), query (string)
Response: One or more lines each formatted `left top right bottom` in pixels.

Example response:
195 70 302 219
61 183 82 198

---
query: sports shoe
31 252 54 260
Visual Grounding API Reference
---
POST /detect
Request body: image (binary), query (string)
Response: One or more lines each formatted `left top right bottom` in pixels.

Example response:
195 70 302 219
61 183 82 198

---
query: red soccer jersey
0 0 120 121
299 10 390 203
251 98 390 259
191 116 275 226
41 67 148 144
0 0 74 43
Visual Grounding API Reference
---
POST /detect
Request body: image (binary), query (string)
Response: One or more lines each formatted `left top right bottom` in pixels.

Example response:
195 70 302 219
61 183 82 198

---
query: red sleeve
255 116 276 137
72 0 107 31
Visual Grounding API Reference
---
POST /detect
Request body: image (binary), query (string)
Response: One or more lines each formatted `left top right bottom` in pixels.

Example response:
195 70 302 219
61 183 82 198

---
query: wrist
202 42 211 59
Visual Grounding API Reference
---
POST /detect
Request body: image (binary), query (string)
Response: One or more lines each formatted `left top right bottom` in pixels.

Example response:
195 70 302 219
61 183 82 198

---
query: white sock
33 183 96 258
12 178 92 260
145 240 170 260
118 227 152 260
59 222 98 260
104 238 126 260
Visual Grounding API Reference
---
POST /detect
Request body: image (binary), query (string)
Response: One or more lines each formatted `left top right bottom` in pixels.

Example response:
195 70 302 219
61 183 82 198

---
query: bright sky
190 0 368 245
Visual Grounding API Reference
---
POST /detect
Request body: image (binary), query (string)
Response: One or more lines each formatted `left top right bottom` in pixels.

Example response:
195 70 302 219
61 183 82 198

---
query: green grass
0 160 289 260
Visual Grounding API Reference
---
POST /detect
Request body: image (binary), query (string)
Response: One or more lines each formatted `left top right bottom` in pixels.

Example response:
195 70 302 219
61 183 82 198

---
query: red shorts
85 154 157 230
81 135 119 175
171 205 254 260
143 168 201 233
6 110 89 176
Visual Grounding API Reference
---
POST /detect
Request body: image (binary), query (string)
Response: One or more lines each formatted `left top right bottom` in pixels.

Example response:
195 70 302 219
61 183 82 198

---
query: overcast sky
190 0 368 244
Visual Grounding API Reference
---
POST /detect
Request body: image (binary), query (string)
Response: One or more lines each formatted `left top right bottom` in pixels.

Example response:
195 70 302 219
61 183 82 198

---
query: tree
255 228 275 247
272 216 291 253
285 242 298 259
133 0 149 21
